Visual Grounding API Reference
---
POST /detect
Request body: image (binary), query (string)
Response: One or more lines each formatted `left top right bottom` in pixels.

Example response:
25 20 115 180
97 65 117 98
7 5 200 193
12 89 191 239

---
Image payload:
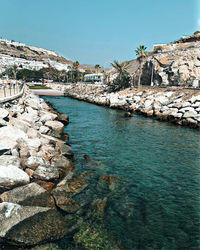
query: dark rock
0 146 11 156
52 173 88 212
0 183 55 207
53 193 80 213
33 179 55 191
0 119 7 127
51 155 74 176
84 154 92 163
59 143 74 159
0 202 67 246
57 113 69 126
124 112 132 117
73 223 121 250
60 133 69 142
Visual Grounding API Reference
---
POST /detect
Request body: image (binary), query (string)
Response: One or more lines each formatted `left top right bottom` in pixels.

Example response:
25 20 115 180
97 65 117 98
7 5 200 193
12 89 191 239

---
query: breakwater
0 87 123 249
48 83 200 129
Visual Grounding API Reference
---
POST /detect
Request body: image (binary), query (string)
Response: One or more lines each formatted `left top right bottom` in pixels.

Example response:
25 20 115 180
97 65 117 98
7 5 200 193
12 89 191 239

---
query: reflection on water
44 96 200 250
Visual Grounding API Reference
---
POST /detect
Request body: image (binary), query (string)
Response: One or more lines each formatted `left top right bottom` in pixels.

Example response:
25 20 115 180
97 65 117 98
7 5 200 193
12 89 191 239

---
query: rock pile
61 84 200 129
0 88 126 249
0 90 86 247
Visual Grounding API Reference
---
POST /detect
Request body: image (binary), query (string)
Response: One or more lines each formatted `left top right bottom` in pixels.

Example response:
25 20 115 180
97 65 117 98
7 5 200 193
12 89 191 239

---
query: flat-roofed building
84 73 104 83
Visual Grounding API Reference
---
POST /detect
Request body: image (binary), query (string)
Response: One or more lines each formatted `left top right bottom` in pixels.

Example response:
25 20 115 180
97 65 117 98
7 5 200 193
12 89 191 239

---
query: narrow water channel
44 96 200 250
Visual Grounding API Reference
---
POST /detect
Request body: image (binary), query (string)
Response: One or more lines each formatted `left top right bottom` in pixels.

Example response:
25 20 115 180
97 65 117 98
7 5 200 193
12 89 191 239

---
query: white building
84 73 104 83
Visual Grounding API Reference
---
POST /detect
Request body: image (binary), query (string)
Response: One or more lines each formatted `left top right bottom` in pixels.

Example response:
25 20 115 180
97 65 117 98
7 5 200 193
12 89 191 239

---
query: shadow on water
43 96 200 250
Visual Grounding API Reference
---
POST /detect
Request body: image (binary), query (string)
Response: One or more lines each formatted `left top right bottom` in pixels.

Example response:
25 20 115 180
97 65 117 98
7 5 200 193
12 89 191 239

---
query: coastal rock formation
0 89 74 247
0 183 54 207
0 202 66 246
0 165 30 192
0 87 123 248
127 33 200 87
54 83 200 129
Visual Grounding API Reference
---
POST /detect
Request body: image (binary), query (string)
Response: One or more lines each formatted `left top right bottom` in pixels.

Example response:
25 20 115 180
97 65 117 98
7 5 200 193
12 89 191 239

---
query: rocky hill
0 39 82 73
126 32 200 87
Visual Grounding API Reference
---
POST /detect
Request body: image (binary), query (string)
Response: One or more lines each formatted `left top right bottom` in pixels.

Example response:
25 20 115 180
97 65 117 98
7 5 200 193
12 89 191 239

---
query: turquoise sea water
44 96 200 250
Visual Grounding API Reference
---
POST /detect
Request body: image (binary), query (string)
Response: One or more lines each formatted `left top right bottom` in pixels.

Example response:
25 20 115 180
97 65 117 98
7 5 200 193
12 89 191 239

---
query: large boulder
39 125 50 134
25 156 49 170
9 117 31 133
0 156 21 168
51 155 74 175
0 136 18 156
58 143 74 159
45 120 64 133
0 165 30 192
40 111 57 123
18 107 40 124
0 125 27 142
52 172 88 213
33 166 60 181
0 202 66 246
0 183 54 207
0 108 9 120
57 113 69 126
0 119 7 127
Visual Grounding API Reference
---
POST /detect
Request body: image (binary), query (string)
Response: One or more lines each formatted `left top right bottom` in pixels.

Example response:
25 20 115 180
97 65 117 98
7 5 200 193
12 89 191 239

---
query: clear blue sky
0 0 198 66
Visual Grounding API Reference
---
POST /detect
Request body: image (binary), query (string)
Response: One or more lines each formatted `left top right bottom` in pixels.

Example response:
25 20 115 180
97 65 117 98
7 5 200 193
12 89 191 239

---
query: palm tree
72 61 80 83
111 60 128 80
94 64 101 73
135 45 147 87
109 60 130 91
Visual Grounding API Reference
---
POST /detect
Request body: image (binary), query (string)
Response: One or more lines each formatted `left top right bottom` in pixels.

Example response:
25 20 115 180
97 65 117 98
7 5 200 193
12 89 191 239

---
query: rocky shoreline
0 86 126 249
48 83 200 130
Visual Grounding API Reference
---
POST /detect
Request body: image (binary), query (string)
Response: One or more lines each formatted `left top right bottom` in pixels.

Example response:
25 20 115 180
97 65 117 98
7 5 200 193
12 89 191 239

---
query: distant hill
0 39 86 73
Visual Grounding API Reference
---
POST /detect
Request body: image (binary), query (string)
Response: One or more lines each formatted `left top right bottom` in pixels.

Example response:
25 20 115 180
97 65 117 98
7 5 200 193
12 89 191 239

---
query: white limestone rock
45 120 64 133
25 156 49 170
39 125 50 134
0 165 30 191
0 155 21 168
0 108 9 120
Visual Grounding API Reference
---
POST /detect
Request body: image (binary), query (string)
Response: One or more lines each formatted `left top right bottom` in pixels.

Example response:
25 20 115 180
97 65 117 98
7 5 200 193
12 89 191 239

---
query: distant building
84 73 104 83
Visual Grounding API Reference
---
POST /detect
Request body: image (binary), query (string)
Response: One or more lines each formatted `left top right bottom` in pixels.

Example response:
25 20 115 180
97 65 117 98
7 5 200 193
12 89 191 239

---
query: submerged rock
73 223 121 250
0 202 66 246
124 112 132 117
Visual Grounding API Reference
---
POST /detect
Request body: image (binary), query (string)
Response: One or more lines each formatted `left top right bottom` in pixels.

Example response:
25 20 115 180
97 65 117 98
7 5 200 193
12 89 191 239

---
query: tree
108 60 130 92
12 65 18 79
94 64 101 73
72 61 80 83
0 65 18 79
16 69 43 82
135 45 147 87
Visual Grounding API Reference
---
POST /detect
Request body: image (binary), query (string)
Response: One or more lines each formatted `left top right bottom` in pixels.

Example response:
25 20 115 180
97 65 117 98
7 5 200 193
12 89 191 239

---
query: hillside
0 39 83 73
126 32 200 87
